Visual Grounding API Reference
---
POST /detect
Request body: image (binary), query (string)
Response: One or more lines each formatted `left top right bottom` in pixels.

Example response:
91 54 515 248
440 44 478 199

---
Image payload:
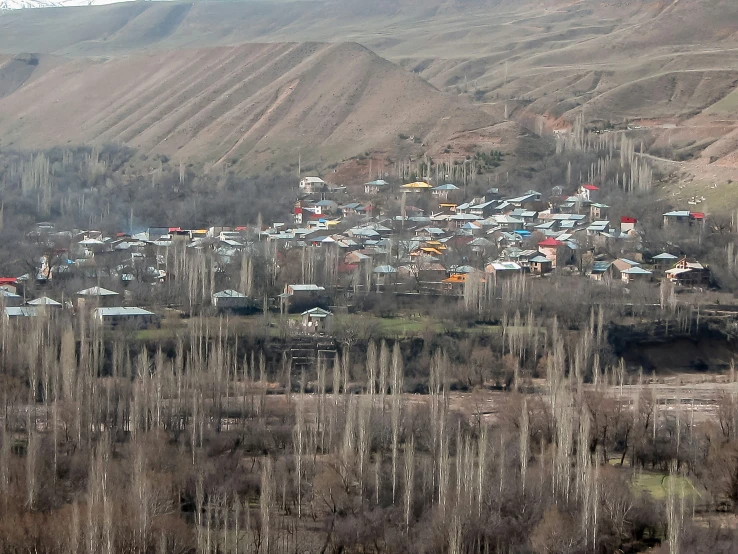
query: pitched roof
401 181 432 189
365 180 389 186
77 286 119 296
373 265 398 273
27 297 62 306
538 238 564 247
581 184 599 191
302 307 332 317
213 290 246 298
529 256 552 264
652 253 679 260
433 184 460 191
622 267 652 275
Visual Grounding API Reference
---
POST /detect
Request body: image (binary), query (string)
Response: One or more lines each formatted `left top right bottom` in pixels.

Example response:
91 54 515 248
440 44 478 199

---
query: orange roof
442 273 486 284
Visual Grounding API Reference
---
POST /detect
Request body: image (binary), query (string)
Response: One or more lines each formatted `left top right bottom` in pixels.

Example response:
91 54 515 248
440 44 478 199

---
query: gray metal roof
95 307 155 317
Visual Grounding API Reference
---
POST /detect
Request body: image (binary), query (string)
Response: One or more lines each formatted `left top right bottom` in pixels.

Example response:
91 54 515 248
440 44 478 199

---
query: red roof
621 216 637 224
0 278 17 285
690 212 705 220
235 226 248 231
168 227 182 232
582 184 599 191
538 238 564 247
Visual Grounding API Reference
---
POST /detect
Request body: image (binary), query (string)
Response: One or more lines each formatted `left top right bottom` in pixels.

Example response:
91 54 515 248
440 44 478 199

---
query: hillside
0 42 499 172
0 0 737 196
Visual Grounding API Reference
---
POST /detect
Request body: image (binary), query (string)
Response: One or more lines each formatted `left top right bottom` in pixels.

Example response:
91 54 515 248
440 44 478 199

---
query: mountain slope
0 42 498 171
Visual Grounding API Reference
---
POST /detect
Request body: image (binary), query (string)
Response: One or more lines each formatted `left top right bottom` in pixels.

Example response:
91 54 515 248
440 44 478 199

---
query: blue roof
592 261 613 273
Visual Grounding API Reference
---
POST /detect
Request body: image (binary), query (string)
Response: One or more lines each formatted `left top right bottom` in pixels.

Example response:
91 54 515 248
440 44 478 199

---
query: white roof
5 307 37 317
27 297 62 306
95 307 155 317
289 284 325 292
487 262 522 272
77 286 119 296
213 290 246 298
622 267 652 275
301 177 325 183
302 307 332 317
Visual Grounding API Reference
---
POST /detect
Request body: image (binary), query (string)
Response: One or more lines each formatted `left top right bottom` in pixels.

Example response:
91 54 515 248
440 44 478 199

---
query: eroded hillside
0 42 499 172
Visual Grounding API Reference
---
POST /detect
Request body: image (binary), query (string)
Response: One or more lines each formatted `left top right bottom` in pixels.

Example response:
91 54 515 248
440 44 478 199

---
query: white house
299 177 326 194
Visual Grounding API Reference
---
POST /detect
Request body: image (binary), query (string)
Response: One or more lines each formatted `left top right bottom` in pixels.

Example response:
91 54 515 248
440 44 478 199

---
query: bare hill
1 0 738 188
0 42 498 172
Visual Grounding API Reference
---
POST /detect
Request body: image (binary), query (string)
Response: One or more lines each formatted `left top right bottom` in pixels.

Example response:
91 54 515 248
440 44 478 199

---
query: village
0 175 712 332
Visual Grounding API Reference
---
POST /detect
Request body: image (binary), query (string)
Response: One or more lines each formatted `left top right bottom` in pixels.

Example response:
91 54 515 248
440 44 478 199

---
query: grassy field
631 471 700 501
130 312 504 341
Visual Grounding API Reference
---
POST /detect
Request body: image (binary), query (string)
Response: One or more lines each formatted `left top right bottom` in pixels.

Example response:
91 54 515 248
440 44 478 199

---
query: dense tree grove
0 307 734 553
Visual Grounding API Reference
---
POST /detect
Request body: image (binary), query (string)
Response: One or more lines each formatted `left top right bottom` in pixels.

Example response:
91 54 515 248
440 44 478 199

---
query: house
94 307 159 328
663 210 704 228
611 258 642 279
508 190 543 208
301 307 334 333
621 216 637 233
0 290 22 307
590 203 610 220
492 215 524 232
364 180 389 195
299 177 326 194
529 255 553 275
372 265 399 288
651 252 679 271
4 307 38 320
578 184 599 202
282 284 327 312
485 188 502 202
285 284 326 296
467 201 498 219
485 262 522 280
341 203 366 218
416 263 447 283
442 272 485 295
312 200 339 215
621 266 653 284
0 278 18 294
589 261 614 281
432 184 460 200
76 286 120 307
586 221 610 235
665 258 710 287
538 237 568 269
212 290 250 310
